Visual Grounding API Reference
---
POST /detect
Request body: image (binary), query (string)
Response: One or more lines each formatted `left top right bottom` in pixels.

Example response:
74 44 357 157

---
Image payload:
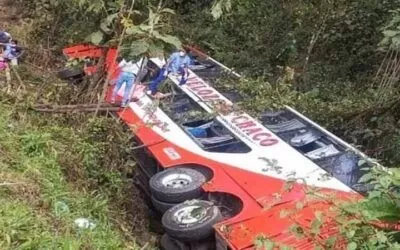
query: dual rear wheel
148 167 222 249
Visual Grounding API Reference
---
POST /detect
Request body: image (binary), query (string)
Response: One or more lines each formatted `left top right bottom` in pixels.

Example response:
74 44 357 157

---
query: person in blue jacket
4 40 23 66
148 48 191 96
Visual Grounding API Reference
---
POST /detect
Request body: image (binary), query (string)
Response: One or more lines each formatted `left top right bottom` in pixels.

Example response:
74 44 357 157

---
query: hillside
2 0 400 249
0 1 157 249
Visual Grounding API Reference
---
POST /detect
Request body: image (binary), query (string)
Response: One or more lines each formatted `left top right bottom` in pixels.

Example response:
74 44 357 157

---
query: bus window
316 152 374 193
182 119 251 153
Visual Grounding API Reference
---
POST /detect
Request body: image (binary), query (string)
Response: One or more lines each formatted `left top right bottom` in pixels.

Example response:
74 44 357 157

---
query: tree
66 0 182 106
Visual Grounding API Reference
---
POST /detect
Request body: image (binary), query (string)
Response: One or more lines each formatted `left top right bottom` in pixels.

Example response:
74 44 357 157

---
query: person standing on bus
148 48 191 97
110 57 137 107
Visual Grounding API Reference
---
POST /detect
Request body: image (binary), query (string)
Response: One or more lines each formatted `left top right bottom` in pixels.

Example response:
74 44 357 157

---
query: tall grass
0 100 156 249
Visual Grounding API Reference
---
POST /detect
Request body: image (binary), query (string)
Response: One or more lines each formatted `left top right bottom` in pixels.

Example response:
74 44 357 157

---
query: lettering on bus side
135 100 170 133
186 77 221 103
185 76 279 147
231 115 278 146
147 113 170 133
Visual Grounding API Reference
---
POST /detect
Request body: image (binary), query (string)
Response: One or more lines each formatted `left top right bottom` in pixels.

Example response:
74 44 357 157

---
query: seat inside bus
156 85 249 153
183 119 234 143
182 119 251 153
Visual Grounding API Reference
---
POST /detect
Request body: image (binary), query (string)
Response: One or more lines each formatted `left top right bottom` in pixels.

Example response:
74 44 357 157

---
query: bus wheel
149 168 206 203
160 234 189 250
151 195 177 215
161 200 222 242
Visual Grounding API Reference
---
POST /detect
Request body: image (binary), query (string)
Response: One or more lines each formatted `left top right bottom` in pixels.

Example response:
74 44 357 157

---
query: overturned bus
61 44 374 250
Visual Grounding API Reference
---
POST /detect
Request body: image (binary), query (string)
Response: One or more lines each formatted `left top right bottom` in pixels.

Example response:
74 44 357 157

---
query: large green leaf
152 31 181 48
392 36 400 49
129 39 149 56
161 8 175 14
100 12 118 33
159 35 181 48
225 0 232 12
383 30 400 38
347 242 357 250
100 22 111 33
211 1 223 20
126 26 145 35
85 31 104 45
148 42 164 58
139 24 152 31
105 13 119 25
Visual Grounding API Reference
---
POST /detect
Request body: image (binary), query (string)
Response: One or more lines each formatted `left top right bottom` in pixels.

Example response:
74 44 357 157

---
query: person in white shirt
111 57 139 107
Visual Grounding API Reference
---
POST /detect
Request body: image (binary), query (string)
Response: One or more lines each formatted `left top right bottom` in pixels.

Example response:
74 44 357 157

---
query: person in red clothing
0 45 11 86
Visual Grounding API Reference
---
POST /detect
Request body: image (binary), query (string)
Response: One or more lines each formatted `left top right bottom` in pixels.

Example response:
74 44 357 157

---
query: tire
189 238 216 250
151 195 179 215
152 194 206 215
161 200 222 242
57 68 85 80
149 168 206 203
160 234 189 250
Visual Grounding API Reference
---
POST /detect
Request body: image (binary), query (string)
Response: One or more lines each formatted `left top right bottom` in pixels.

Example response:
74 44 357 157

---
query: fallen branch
0 182 26 186
34 102 113 109
140 243 149 250
34 107 121 113
130 139 166 151
10 66 25 91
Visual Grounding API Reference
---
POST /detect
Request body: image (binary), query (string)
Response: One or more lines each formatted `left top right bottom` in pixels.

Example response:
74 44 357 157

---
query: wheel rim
173 205 207 224
161 173 192 189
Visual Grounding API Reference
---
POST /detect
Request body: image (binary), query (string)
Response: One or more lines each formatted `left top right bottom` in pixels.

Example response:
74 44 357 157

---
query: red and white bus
62 44 373 250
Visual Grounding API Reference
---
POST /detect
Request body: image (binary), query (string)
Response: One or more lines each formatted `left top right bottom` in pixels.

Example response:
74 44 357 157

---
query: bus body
62 44 372 249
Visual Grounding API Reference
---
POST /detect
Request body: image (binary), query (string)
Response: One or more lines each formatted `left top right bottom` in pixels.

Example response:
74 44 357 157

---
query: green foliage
72 0 182 59
0 100 153 249
332 166 400 249
86 31 105 45
211 0 232 20
12 0 400 248
254 235 275 250
380 8 400 50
